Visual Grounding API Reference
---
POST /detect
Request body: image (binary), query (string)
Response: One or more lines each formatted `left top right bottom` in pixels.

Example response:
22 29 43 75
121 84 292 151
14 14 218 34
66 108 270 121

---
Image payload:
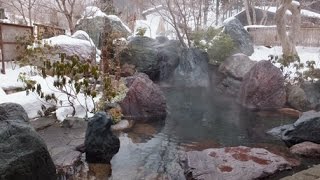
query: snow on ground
0 64 97 121
250 46 320 79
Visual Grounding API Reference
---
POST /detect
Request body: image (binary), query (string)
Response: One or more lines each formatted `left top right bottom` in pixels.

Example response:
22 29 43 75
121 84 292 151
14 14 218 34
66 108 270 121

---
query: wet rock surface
120 36 181 81
184 146 295 180
268 111 320 146
37 117 87 178
120 73 167 122
0 103 56 180
85 112 120 164
171 48 209 87
239 60 286 110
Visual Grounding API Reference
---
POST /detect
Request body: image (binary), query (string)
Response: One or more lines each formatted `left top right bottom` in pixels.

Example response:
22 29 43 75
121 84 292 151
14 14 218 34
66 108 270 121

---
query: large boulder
286 85 311 111
268 111 320 146
223 17 254 56
0 103 56 180
119 73 167 121
171 48 209 87
120 36 181 81
44 31 98 62
0 103 29 122
75 6 130 48
219 53 256 81
85 112 120 164
301 81 320 110
184 146 294 180
239 60 286 110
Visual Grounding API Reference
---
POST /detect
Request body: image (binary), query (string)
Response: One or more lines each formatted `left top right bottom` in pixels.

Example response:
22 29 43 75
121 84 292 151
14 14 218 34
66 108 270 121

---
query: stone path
281 165 320 180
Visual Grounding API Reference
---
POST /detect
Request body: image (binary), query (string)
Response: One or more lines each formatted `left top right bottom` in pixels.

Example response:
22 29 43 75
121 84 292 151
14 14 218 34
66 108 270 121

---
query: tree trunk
215 0 219 26
275 0 300 58
251 1 257 24
203 0 209 27
243 0 252 25
66 15 74 34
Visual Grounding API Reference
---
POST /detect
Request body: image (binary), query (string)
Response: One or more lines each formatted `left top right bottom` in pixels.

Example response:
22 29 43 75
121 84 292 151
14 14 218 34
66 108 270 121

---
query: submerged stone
184 146 295 180
85 112 120 164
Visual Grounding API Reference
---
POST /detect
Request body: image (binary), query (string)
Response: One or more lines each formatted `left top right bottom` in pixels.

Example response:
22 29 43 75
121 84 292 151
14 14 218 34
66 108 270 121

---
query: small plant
191 27 234 65
109 106 123 124
19 54 113 118
136 27 147 36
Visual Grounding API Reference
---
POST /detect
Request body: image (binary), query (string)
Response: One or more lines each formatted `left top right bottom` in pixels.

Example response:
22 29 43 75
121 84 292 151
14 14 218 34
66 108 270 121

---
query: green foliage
191 27 235 65
270 54 320 84
136 27 147 36
109 107 123 124
16 35 55 67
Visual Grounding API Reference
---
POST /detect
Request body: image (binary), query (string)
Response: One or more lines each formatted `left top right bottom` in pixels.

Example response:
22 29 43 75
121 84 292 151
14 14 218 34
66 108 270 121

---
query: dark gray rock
0 103 29 122
301 81 320 110
217 76 242 96
119 73 167 121
219 53 256 80
268 111 320 146
120 36 181 81
223 17 254 56
267 124 294 140
287 85 311 111
284 111 320 146
30 116 56 131
76 16 130 48
0 103 56 180
239 60 286 110
171 48 209 87
184 146 294 180
85 112 120 163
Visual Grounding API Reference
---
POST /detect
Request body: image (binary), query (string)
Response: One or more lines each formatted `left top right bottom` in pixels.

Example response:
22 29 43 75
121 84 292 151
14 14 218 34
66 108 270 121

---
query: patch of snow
250 46 320 79
0 87 6 96
0 64 100 120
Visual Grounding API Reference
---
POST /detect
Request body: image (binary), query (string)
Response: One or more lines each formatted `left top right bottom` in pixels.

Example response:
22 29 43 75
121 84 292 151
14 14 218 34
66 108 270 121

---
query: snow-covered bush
191 27 234 65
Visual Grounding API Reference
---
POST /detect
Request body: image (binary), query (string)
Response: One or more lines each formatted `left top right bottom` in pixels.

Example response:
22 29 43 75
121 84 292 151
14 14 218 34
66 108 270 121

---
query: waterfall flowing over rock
171 48 209 87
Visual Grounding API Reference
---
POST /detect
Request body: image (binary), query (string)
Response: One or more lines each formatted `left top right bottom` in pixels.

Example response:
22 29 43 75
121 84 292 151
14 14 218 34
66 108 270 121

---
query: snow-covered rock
76 6 131 48
44 32 97 63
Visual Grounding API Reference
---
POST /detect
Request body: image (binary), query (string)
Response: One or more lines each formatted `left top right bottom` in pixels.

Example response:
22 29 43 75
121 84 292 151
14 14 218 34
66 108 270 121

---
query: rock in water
172 48 209 87
223 17 254 56
268 111 320 146
239 60 286 110
119 73 167 122
85 112 120 163
184 146 294 180
290 142 320 157
0 103 56 180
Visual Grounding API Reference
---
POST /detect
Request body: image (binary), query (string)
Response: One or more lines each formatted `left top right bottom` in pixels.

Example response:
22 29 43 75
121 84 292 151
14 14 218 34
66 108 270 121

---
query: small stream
76 87 319 180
